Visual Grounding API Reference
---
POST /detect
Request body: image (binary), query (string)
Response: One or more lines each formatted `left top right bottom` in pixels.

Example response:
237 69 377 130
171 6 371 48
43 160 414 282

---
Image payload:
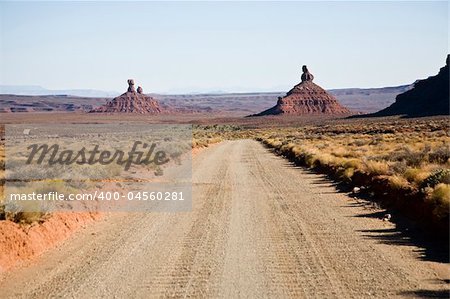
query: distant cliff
369 55 449 117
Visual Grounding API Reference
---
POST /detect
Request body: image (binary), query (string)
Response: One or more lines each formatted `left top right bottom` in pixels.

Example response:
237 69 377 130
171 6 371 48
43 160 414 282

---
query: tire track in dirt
163 142 235 298
243 141 347 298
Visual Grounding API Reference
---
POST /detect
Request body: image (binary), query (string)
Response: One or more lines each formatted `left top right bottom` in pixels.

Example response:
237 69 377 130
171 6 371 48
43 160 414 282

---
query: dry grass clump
363 160 390 176
404 168 431 185
429 183 450 220
388 175 410 190
7 211 47 224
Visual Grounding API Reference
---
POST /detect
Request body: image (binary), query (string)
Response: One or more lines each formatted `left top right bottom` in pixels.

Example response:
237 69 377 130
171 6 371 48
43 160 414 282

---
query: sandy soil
0 140 448 298
0 212 101 273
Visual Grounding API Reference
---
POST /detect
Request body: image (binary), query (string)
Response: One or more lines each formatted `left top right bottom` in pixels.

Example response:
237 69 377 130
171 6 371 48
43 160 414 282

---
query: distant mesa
251 65 351 116
90 79 164 114
365 55 450 118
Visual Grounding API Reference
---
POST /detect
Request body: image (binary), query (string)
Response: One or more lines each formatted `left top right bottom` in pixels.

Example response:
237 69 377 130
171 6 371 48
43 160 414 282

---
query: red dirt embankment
0 212 100 273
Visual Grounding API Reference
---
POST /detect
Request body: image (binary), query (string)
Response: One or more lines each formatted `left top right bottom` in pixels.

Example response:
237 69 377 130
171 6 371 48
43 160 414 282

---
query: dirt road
0 140 448 298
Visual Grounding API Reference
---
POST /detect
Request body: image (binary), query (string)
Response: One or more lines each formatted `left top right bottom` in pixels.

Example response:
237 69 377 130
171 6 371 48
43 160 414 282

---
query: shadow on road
283 161 450 265
399 288 450 298
268 148 450 297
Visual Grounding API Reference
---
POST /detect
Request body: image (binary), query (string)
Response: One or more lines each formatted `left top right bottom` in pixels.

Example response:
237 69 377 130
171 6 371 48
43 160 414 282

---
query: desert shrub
331 147 351 158
281 143 295 152
343 159 362 170
388 175 410 190
269 140 282 148
154 166 164 176
404 168 431 185
342 167 355 181
421 169 450 189
429 183 450 220
392 161 408 174
429 146 450 164
351 139 368 147
364 160 390 175
291 146 304 157
316 153 336 167
193 139 208 148
9 211 47 224
388 145 430 167
369 136 384 145
316 143 329 150
0 203 5 220
304 153 318 168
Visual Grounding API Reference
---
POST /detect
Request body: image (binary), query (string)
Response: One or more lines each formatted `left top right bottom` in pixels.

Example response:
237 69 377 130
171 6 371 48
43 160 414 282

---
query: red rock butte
253 66 351 116
90 79 164 114
369 54 450 117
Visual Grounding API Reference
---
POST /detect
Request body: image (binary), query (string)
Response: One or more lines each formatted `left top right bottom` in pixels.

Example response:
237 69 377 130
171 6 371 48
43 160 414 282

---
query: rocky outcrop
369 55 449 117
127 79 136 93
252 66 351 116
301 65 314 82
90 80 164 114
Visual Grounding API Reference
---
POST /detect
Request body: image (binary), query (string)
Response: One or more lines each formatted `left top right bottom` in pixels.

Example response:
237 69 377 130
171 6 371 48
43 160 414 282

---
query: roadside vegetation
256 118 449 235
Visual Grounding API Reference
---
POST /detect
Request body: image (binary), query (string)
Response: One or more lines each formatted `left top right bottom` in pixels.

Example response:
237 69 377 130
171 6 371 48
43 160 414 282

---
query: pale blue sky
0 1 448 93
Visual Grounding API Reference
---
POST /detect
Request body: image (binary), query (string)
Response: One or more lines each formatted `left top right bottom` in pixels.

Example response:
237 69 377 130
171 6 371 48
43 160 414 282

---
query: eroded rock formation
90 80 164 114
301 65 314 82
127 79 136 93
253 66 351 116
